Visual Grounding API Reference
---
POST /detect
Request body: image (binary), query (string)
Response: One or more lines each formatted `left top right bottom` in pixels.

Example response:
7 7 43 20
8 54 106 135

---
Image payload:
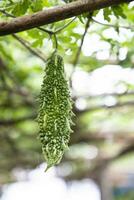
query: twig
12 34 46 62
92 18 134 30
0 9 15 18
55 17 77 34
73 15 91 67
38 27 54 35
38 17 76 35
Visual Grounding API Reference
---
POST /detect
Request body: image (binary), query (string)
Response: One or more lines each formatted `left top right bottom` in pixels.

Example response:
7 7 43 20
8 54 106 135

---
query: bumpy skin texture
38 54 73 170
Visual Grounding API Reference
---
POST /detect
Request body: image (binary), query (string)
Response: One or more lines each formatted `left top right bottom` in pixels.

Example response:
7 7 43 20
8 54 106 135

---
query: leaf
12 0 30 16
31 39 43 48
103 8 112 22
42 0 50 7
31 0 43 12
78 15 86 24
112 5 126 19
27 29 41 39
93 10 99 17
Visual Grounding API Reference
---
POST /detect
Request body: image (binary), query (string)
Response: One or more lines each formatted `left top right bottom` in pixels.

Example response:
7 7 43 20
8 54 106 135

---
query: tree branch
71 132 134 144
77 91 134 99
77 100 134 114
0 114 36 126
0 0 132 36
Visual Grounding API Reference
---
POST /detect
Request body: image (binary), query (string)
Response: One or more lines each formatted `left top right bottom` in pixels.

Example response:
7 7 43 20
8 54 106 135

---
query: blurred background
0 1 134 200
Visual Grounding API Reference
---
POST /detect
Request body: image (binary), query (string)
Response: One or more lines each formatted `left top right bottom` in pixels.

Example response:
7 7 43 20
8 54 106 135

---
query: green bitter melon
38 54 74 170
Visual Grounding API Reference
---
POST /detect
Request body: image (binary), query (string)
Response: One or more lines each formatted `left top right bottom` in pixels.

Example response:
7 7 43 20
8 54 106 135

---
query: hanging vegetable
38 54 74 171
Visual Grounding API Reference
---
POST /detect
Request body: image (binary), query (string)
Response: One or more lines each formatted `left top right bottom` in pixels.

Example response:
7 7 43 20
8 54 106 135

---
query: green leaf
12 0 30 16
31 39 43 48
112 5 126 19
78 15 86 24
31 0 43 12
27 29 41 39
103 8 112 22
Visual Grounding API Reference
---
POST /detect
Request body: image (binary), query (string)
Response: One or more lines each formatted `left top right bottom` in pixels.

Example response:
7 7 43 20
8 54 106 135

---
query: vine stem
53 34 58 52
55 17 77 34
38 17 76 35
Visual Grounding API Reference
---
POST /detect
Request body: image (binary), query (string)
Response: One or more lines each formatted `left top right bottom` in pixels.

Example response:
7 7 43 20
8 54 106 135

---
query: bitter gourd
38 54 74 170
